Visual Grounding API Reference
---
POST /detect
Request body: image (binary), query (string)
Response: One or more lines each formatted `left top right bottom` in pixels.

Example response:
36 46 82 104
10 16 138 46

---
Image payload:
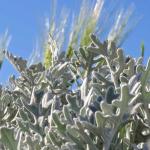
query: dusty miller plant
0 33 150 150
0 0 149 150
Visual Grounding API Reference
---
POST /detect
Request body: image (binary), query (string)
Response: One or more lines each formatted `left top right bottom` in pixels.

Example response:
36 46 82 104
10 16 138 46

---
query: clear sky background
0 0 150 84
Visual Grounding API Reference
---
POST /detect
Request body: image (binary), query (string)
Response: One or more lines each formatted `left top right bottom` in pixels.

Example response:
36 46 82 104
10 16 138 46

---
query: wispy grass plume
29 0 138 68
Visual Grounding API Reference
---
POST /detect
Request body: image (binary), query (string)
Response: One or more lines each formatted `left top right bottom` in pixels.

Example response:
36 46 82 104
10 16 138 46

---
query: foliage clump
0 1 148 150
0 33 150 149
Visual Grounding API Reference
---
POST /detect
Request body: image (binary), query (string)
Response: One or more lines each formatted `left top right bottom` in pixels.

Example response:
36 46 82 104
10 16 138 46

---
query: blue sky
0 0 150 84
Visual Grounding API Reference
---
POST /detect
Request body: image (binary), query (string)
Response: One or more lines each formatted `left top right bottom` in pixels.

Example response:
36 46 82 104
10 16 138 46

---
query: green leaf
44 48 52 69
66 45 74 59
0 127 17 150
141 42 145 57
52 112 66 133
